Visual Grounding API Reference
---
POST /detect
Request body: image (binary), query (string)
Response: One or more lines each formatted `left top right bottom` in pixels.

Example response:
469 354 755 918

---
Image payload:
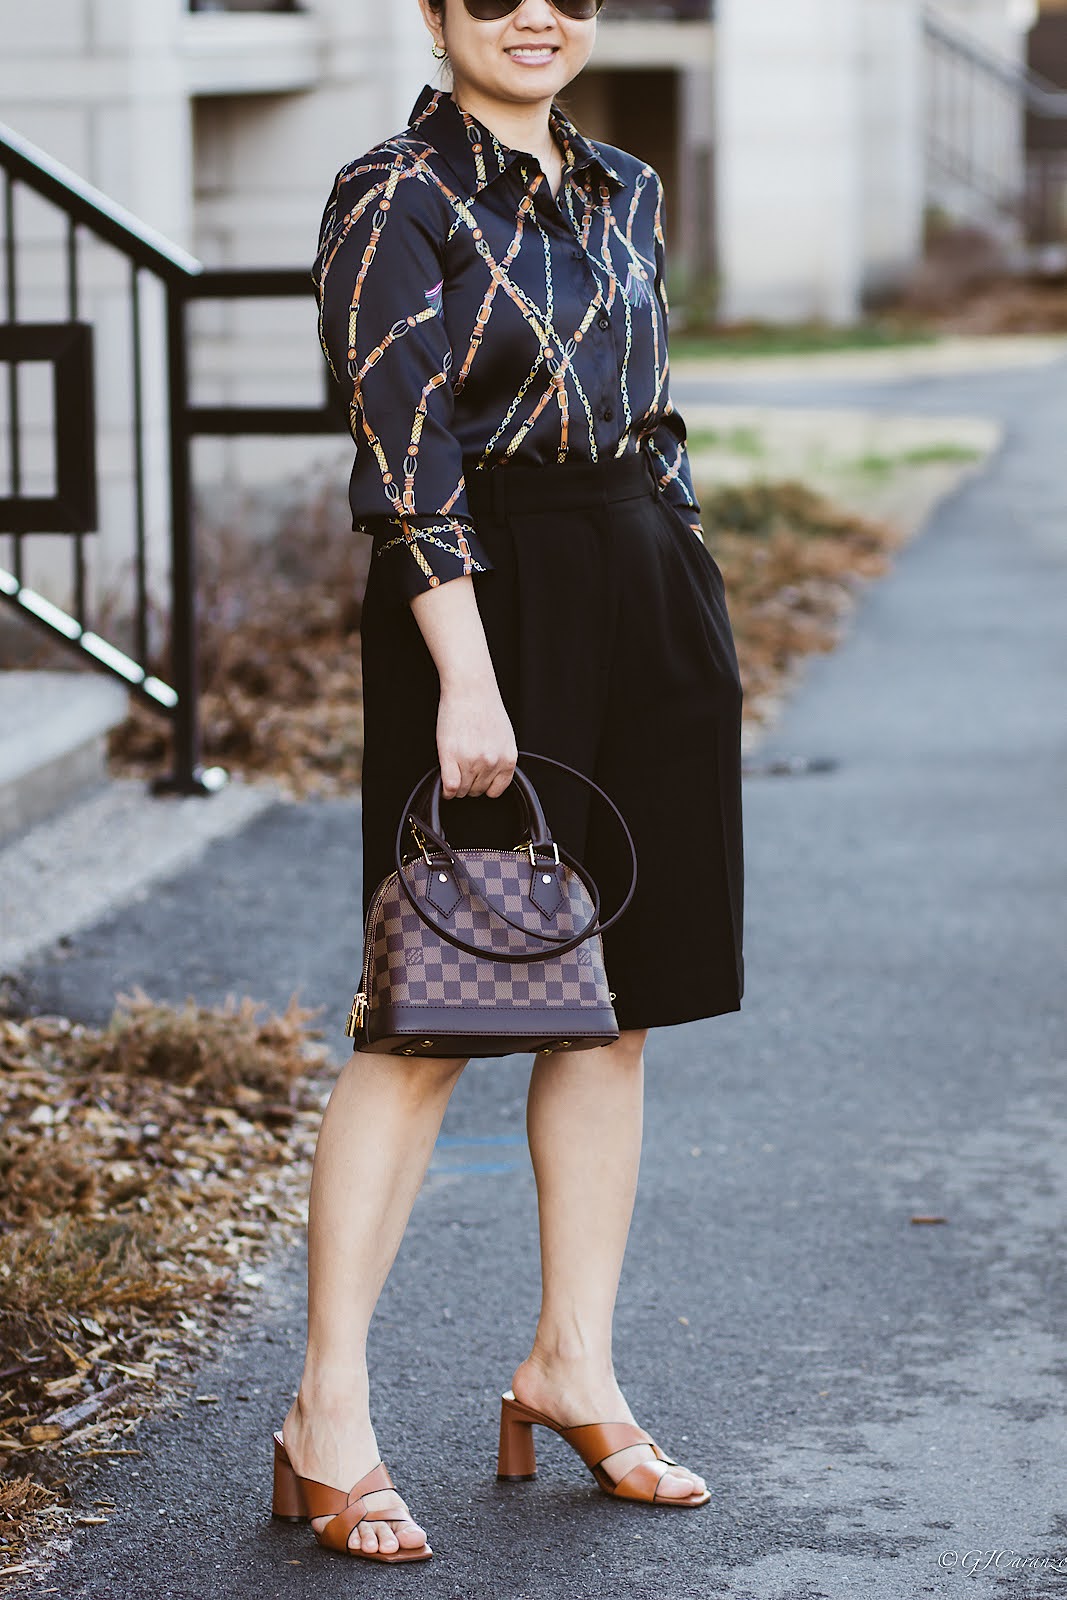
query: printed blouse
313 82 703 600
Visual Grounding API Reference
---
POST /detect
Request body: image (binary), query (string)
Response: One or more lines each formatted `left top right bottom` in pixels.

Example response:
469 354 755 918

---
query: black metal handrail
0 122 202 282
924 11 1067 118
0 120 344 793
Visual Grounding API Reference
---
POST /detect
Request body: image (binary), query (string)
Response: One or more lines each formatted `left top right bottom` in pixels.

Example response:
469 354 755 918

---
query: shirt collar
406 83 626 197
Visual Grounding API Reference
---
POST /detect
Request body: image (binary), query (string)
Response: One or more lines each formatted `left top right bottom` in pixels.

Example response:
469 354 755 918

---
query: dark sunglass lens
464 0 522 18
464 0 602 16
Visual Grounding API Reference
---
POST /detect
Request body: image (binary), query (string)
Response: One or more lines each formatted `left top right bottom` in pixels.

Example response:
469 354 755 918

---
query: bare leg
282 1050 467 1554
510 1029 708 1500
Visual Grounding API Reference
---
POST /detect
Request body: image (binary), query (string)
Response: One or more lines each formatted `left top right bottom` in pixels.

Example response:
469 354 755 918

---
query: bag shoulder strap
387 752 638 965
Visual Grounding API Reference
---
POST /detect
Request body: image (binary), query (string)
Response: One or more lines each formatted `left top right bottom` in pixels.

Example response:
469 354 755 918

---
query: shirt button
598 315 610 331
602 406 615 421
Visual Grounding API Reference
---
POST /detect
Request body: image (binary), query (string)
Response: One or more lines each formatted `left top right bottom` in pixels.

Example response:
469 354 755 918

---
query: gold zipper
345 990 367 1038
344 871 397 1037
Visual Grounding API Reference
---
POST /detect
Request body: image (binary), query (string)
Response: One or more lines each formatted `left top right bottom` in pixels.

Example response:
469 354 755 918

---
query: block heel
271 1434 308 1522
492 1390 711 1508
497 1391 538 1480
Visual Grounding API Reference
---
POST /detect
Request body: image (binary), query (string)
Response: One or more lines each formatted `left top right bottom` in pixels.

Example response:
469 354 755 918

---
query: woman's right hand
436 680 517 800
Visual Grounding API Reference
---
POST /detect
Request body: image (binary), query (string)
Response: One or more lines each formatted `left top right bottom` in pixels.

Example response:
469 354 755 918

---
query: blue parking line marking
430 1133 526 1176
429 1160 521 1176
435 1134 525 1149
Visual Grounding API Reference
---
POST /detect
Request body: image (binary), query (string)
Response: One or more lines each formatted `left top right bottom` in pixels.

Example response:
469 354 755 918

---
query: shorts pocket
657 493 727 593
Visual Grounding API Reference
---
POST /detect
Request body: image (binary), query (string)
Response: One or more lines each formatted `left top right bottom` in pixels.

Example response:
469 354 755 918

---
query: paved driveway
11 357 1067 1600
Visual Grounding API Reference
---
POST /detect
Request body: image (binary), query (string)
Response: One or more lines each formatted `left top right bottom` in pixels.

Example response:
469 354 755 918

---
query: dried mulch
704 480 904 731
109 479 898 793
926 276 1067 335
0 992 328 1575
110 492 370 798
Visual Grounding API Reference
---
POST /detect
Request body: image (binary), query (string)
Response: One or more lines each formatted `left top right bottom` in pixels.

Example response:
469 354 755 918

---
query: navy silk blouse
313 83 704 600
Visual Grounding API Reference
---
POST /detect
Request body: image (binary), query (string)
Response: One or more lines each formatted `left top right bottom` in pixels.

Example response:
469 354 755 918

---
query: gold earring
431 41 448 59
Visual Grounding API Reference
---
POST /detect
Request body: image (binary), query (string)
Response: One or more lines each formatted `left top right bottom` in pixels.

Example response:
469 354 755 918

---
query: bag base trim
354 1002 620 1059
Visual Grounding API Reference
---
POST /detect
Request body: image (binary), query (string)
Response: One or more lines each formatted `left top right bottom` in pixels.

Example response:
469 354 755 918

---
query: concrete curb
0 673 130 843
0 775 282 977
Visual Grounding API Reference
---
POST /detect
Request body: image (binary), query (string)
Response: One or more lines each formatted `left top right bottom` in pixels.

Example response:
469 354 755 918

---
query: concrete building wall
714 0 864 324
860 0 926 298
714 0 1030 325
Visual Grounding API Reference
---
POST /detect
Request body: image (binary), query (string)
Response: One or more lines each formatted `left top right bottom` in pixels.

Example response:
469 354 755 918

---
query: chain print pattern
313 85 704 599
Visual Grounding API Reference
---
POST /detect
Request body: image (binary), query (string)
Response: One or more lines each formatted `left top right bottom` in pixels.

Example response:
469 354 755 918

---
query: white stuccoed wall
713 0 1027 324
1 0 1036 626
0 0 193 241
860 0 926 299
714 0 865 324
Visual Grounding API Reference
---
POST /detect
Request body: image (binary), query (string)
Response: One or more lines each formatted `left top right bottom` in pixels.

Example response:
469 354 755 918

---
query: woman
271 0 744 1564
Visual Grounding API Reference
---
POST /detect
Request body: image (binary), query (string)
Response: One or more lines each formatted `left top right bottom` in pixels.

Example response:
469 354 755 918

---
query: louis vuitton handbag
345 750 637 1058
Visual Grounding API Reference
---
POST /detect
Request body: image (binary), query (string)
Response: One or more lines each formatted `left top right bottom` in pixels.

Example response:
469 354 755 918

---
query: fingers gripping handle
391 751 638 965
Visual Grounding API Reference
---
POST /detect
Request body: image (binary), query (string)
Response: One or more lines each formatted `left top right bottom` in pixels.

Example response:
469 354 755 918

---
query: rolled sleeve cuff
366 515 494 600
648 441 701 524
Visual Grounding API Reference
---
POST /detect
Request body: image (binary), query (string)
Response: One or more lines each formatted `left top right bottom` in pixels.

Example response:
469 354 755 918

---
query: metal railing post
157 279 205 795
2 121 345 803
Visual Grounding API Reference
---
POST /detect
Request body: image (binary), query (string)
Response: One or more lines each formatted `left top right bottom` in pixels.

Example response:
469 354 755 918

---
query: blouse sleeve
313 158 493 598
647 171 706 544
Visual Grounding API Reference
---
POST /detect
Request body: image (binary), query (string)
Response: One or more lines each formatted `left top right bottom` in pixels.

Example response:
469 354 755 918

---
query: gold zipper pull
345 991 367 1038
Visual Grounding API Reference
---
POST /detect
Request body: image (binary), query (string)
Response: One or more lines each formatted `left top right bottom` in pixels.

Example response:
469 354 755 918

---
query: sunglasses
462 0 603 19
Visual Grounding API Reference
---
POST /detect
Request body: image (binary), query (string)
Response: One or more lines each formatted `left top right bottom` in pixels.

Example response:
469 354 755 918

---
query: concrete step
0 670 131 843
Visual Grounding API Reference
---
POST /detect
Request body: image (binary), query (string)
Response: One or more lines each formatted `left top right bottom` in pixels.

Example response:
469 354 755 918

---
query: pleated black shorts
358 447 744 1031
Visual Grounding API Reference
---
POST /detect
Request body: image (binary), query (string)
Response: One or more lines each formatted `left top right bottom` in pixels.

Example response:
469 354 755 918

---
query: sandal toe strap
606 1456 680 1503
614 1459 703 1504
317 1500 370 1554
561 1421 656 1470
305 1461 420 1554
317 1490 418 1553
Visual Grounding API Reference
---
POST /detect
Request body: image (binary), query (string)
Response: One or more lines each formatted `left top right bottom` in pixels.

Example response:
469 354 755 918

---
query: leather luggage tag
425 862 462 917
530 862 564 917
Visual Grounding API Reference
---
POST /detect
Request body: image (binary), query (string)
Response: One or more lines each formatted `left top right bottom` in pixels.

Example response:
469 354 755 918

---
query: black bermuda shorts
358 447 744 1032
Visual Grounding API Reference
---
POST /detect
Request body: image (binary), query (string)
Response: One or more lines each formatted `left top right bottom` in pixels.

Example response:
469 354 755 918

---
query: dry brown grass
110 490 370 796
927 276 1067 335
0 994 327 1574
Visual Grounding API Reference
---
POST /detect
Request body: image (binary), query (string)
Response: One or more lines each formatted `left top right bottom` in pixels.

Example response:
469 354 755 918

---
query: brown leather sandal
271 1430 433 1562
497 1390 711 1508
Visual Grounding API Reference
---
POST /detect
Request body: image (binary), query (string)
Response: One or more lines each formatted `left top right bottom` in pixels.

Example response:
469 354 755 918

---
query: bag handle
393 761 604 963
402 752 638 944
391 751 638 965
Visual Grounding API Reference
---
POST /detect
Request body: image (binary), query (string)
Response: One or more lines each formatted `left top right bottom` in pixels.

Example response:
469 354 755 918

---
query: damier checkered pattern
365 850 612 1015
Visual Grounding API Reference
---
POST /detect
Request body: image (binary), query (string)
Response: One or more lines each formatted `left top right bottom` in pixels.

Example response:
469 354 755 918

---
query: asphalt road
9 358 1067 1600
